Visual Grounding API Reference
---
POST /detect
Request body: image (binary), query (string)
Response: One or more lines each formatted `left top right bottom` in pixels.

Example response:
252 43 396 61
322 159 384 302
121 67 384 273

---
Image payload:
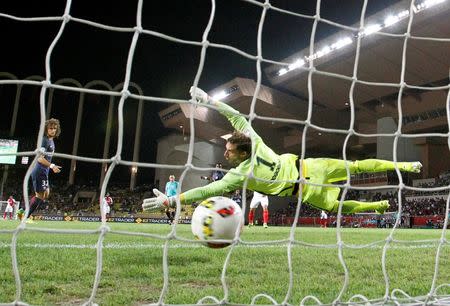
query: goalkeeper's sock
353 159 397 173
353 159 421 174
332 199 389 214
263 209 269 225
248 210 254 225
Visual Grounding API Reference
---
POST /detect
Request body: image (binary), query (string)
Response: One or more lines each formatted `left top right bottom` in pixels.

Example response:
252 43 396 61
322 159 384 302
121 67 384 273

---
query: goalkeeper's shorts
301 158 352 211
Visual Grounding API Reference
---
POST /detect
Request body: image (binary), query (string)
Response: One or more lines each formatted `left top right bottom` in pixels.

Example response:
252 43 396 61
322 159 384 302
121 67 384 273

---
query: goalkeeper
142 87 422 214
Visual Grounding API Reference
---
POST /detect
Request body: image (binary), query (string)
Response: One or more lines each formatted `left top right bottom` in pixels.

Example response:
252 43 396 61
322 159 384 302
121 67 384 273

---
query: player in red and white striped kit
102 193 113 217
3 196 15 220
248 191 270 228
320 210 328 228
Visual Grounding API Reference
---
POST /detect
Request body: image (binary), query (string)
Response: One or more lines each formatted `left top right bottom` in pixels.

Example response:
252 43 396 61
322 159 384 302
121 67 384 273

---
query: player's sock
165 211 173 222
263 209 269 225
27 196 35 218
171 211 177 224
9 212 13 220
3 212 6 220
248 210 254 225
353 159 396 173
353 159 422 174
27 197 43 218
332 199 389 214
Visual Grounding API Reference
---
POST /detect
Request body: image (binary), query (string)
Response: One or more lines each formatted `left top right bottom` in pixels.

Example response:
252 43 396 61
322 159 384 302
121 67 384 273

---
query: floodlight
212 91 228 100
288 59 305 70
363 24 382 36
278 68 288 76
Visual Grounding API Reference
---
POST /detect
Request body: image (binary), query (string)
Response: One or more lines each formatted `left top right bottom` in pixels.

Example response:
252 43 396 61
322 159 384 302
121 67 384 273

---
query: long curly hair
45 118 61 138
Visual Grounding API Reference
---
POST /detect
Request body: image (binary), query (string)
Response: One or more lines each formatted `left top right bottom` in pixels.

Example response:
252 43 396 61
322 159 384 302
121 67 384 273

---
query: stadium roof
160 0 449 157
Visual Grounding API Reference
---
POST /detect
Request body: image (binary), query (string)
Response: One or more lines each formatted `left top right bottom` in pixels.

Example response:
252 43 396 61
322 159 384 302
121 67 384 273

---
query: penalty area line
0 242 441 250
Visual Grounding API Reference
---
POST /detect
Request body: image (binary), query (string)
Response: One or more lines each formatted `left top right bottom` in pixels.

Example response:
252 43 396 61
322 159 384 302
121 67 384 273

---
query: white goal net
0 0 449 305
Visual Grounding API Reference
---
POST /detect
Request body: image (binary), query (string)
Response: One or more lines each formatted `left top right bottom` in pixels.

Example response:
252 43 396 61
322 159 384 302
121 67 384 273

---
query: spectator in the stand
231 189 242 207
211 163 225 182
164 175 178 224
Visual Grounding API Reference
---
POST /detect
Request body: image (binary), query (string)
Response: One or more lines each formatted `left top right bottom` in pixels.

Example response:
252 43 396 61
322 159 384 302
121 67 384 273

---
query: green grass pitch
0 221 449 305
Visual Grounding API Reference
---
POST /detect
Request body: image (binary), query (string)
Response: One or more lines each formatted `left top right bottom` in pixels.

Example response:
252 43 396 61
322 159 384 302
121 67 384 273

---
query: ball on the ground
191 196 243 248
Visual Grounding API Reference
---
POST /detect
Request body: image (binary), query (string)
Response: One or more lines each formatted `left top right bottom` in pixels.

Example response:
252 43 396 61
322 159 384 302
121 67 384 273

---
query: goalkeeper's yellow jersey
180 101 300 204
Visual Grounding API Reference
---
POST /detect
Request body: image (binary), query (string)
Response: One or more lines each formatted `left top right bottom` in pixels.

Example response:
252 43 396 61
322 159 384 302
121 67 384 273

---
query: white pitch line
0 242 444 250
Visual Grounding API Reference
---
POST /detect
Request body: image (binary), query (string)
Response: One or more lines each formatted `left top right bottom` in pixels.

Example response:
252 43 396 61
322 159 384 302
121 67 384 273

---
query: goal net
0 0 449 305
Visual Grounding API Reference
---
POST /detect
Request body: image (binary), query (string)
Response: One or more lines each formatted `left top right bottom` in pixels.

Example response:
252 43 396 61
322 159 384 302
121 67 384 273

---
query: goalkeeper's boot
375 200 390 214
263 223 268 228
411 162 423 173
401 162 422 173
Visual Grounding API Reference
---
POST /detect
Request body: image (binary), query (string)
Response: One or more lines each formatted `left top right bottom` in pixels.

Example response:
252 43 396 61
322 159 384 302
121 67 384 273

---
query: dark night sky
0 0 401 185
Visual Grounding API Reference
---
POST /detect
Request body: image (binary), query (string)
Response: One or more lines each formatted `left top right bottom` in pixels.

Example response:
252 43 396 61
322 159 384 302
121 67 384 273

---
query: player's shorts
301 158 350 211
103 204 110 214
250 193 269 209
5 205 13 213
32 170 49 193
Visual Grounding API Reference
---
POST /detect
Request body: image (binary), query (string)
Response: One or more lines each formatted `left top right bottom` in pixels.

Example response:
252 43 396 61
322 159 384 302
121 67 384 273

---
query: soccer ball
191 196 243 248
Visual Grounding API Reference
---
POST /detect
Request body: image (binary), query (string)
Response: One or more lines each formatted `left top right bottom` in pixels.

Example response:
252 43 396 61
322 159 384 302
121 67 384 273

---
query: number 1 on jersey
256 156 276 171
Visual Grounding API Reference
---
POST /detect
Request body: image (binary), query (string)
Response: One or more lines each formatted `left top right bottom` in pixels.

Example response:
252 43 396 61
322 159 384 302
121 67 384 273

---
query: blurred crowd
1 178 155 217
272 173 449 221
1 170 448 222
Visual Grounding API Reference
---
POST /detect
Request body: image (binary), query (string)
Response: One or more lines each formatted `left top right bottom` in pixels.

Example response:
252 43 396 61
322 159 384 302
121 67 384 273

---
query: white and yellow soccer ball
191 196 243 248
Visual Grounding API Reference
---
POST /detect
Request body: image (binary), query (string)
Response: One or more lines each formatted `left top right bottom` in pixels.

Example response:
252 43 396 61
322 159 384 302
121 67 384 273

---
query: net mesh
0 0 449 305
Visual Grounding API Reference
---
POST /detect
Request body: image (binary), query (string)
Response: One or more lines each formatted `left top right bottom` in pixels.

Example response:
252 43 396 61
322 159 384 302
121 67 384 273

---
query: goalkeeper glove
189 86 211 104
142 189 175 212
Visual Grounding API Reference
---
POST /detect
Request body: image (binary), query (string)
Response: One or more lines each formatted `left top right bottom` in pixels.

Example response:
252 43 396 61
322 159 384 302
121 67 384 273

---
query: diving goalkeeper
142 87 422 214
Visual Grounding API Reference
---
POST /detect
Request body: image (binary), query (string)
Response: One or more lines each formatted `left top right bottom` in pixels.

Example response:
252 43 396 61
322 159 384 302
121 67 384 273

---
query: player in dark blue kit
26 118 62 222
